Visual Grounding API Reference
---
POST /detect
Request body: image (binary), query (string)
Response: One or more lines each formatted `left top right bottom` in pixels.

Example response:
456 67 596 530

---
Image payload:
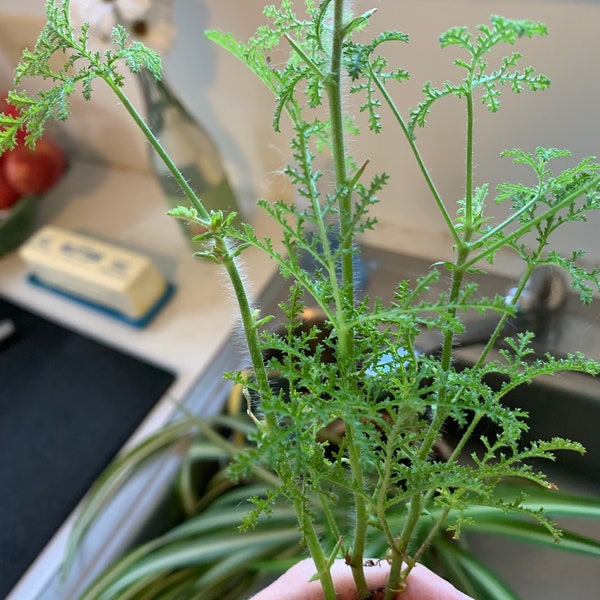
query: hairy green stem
411 505 452 571
384 553 405 600
390 83 479 584
464 91 475 237
105 77 208 221
319 490 343 542
296 124 346 322
293 497 338 600
384 495 420 600
421 83 477 446
108 74 274 430
422 259 539 498
322 2 370 597
326 0 355 324
344 424 370 598
376 414 417 598
369 65 460 246
221 249 274 429
471 262 535 368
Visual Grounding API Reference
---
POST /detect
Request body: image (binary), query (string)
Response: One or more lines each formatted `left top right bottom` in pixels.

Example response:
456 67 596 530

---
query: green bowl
0 195 37 256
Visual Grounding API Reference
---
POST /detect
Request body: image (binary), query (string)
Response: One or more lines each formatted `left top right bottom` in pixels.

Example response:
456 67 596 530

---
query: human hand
250 558 473 599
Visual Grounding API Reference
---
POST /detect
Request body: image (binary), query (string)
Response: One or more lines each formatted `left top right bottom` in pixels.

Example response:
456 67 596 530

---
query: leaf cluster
409 15 550 136
0 0 161 152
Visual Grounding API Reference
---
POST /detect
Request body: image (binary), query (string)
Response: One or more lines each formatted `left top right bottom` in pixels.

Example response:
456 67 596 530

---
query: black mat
0 297 175 596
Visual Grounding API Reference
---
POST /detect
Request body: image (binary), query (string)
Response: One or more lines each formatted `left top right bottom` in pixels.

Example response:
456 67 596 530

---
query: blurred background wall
1 0 599 264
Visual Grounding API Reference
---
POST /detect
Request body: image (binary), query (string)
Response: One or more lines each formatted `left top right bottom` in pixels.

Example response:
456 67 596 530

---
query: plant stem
105 77 208 221
389 83 479 590
107 74 274 431
411 506 452 567
409 84 478 480
383 496 420 600
293 497 338 600
221 246 274 429
464 173 600 268
464 91 475 236
321 3 371 598
326 0 354 322
428 81 476 416
344 424 370 598
369 66 460 246
296 124 346 322
471 262 535 368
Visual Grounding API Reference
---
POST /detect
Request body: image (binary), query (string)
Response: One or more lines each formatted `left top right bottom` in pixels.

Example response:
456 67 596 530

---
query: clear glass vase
137 68 243 242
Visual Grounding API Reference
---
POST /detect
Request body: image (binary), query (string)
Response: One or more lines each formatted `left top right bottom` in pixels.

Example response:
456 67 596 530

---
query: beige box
19 226 168 320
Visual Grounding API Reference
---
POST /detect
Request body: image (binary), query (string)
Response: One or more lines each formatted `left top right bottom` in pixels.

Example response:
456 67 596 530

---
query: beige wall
1 0 599 263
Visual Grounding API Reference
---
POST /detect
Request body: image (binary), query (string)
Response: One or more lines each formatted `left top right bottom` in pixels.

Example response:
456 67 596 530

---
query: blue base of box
27 274 175 328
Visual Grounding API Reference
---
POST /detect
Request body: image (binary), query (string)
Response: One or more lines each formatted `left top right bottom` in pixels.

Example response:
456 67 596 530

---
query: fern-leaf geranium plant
2 1 600 599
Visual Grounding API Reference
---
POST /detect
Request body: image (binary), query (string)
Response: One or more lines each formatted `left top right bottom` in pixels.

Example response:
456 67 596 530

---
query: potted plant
2 1 600 598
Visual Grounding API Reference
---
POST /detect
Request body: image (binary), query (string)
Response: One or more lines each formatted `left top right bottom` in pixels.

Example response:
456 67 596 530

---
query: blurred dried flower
70 0 175 54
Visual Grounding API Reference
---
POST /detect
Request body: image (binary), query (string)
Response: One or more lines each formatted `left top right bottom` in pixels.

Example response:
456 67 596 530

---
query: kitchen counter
0 160 273 409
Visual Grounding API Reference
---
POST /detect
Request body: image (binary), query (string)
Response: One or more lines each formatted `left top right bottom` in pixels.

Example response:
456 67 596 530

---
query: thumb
251 558 473 600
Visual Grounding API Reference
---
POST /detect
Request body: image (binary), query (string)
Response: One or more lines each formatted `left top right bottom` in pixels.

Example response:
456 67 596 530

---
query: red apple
0 157 21 210
0 94 26 145
3 137 67 195
0 94 20 118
